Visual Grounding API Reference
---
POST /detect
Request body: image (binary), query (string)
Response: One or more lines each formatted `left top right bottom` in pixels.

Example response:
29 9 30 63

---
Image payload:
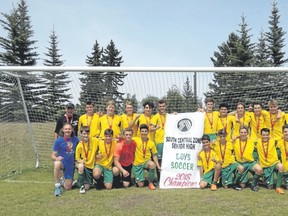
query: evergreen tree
42 28 71 121
264 1 288 109
79 40 104 111
266 1 288 66
101 40 126 109
165 85 185 113
182 76 196 112
207 16 258 108
0 0 41 122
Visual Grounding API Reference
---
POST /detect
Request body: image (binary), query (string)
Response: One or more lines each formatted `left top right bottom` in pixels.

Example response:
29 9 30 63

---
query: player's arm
51 151 62 161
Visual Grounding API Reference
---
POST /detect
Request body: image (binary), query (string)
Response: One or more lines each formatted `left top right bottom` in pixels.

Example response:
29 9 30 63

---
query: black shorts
122 164 132 182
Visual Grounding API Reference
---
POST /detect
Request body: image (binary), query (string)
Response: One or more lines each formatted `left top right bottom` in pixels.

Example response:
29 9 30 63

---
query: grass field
0 168 288 216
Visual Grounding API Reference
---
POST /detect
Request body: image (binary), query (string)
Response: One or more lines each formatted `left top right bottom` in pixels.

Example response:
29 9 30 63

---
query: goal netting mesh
0 66 287 178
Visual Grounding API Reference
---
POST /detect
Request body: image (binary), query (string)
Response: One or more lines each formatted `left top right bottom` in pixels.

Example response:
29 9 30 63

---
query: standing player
217 103 234 141
197 135 221 191
51 123 79 196
54 102 79 140
212 130 244 190
75 126 98 194
203 97 223 141
136 101 155 141
233 126 263 191
150 99 167 182
97 100 122 139
132 124 161 190
121 101 140 138
78 101 100 138
267 100 284 140
227 102 252 141
113 128 136 188
93 129 117 190
256 128 285 194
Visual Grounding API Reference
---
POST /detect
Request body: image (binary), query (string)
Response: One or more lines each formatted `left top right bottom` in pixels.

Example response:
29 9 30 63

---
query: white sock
55 183 61 188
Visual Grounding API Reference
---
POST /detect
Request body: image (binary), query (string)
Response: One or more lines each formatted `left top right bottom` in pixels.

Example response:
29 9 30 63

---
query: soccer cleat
54 186 62 197
148 182 156 190
210 184 217 191
250 186 259 192
276 187 285 194
59 177 65 187
232 185 242 191
79 185 86 194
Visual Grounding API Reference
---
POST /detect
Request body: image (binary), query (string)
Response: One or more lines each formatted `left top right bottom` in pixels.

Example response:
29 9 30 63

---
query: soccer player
78 101 100 138
132 124 161 190
197 135 221 191
217 103 234 141
54 102 79 140
93 128 117 190
97 100 122 139
113 128 136 188
136 101 155 141
267 99 285 140
256 128 285 194
75 126 98 194
203 97 223 141
277 125 288 190
150 99 167 182
233 126 263 191
250 102 270 142
212 130 244 190
227 102 252 141
51 123 79 196
121 101 140 138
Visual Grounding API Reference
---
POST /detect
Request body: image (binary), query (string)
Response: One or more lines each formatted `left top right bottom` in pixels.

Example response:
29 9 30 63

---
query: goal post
0 66 287 178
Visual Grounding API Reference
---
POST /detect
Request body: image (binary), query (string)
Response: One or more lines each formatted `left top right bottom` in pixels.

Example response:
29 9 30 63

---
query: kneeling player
198 135 221 191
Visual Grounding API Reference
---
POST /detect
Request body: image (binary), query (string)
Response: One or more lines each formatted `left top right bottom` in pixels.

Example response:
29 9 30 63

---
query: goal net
0 66 287 178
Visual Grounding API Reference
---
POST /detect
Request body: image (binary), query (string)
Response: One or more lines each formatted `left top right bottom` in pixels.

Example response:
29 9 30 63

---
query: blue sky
2 0 288 67
1 0 288 103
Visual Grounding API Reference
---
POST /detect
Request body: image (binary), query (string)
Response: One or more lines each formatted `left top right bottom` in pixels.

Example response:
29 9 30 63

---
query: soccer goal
0 66 287 178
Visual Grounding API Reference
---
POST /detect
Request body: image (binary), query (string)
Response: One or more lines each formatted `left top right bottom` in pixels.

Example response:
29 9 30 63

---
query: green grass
0 168 287 216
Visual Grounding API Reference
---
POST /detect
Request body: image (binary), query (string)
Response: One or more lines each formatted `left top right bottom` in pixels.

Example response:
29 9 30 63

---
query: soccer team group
51 97 288 196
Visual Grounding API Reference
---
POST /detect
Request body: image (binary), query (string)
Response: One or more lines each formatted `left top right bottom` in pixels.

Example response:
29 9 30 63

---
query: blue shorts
62 160 75 179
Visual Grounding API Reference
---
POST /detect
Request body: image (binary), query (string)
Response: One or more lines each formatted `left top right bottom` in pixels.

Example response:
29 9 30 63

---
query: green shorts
253 149 259 162
94 164 113 183
221 163 239 186
132 161 149 183
200 169 215 185
263 163 278 186
77 167 93 187
156 143 163 159
239 161 257 184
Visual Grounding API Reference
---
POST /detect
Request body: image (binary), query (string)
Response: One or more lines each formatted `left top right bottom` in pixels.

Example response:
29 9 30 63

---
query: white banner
159 112 204 189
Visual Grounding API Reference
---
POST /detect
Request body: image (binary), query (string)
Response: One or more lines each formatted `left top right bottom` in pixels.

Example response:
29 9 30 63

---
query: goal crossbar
1 66 288 72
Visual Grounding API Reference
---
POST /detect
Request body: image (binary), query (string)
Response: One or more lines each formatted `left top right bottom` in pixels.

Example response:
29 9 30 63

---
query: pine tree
182 76 196 112
0 0 41 122
101 40 126 109
207 16 257 108
79 40 104 112
165 85 185 113
42 28 71 121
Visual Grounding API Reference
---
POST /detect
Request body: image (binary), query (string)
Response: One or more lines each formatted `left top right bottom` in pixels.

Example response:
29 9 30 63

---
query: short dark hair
201 134 210 141
217 130 227 136
143 101 154 109
140 124 149 131
219 103 229 110
104 128 114 136
260 128 270 134
239 126 249 133
86 101 94 106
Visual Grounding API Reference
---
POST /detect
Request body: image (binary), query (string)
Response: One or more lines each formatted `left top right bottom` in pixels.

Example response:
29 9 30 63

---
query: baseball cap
66 102 75 109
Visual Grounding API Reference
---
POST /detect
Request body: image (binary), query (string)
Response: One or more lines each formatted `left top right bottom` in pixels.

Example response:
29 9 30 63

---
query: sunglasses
81 129 90 133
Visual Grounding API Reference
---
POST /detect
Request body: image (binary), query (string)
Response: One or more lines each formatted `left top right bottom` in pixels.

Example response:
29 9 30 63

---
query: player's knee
199 181 207 189
148 161 156 169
